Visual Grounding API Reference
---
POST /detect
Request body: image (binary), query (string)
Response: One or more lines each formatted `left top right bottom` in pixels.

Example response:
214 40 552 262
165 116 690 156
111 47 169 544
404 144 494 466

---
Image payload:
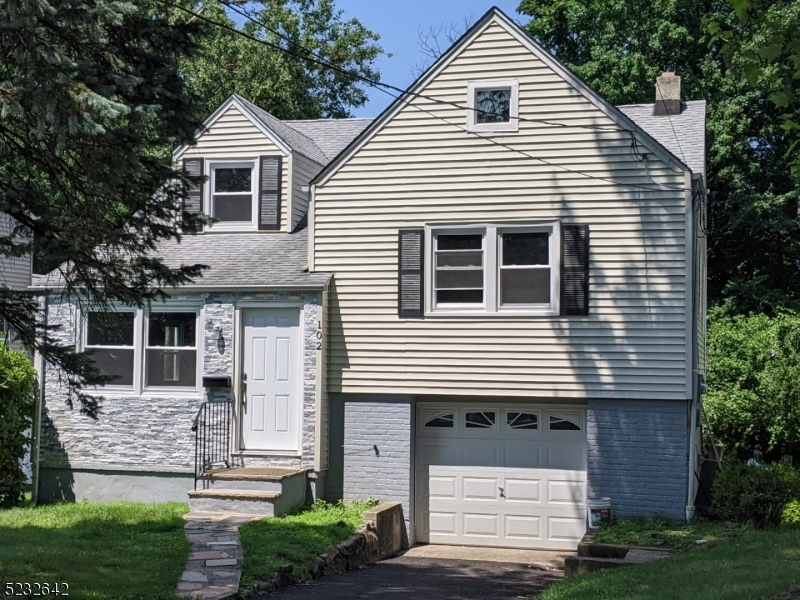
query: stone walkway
177 512 262 600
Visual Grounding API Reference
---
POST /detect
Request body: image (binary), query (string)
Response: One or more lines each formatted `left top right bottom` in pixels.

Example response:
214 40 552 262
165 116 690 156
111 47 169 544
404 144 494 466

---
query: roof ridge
232 94 328 162
616 99 706 108
283 117 374 123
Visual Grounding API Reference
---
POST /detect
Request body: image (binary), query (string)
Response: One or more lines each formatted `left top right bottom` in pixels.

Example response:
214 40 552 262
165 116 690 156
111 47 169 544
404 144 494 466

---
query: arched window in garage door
549 414 582 431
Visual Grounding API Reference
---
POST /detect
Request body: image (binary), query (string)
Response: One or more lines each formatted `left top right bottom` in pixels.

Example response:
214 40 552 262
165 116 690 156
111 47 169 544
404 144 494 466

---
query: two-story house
33 8 706 551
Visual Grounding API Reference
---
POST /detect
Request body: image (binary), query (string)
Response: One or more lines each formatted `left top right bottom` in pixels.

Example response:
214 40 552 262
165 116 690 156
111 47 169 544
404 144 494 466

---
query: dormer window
467 80 519 133
209 161 257 230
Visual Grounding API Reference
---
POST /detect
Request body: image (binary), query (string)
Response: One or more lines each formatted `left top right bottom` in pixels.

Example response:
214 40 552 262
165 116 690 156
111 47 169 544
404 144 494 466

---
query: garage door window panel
424 411 455 428
465 411 496 428
507 412 539 430
549 415 582 431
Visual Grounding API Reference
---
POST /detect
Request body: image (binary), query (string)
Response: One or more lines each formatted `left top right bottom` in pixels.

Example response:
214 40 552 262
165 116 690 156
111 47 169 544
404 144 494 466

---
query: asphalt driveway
261 554 562 600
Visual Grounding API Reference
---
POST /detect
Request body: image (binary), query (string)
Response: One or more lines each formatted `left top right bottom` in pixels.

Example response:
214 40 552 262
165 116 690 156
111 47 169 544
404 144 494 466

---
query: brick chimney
654 72 682 116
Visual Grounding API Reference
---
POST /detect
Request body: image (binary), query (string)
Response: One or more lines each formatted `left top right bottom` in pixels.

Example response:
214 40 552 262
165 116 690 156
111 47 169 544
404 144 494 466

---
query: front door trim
232 301 304 455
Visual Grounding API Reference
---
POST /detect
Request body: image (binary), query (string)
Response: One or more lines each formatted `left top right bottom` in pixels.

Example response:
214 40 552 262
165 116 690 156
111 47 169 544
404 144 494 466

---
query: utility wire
206 0 627 134
169 1 688 193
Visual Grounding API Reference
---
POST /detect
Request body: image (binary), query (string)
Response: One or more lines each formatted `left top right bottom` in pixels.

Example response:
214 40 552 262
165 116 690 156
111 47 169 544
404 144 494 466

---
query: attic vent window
476 89 511 123
468 80 519 133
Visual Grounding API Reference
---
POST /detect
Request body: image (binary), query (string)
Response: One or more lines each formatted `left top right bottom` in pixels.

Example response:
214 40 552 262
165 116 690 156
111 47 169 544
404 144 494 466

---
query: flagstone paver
177 511 265 600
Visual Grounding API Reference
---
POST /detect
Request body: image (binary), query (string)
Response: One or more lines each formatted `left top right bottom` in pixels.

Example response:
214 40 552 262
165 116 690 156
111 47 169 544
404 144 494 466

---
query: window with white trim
427 223 559 315
145 312 198 388
433 232 485 307
467 80 519 132
85 311 137 387
83 307 201 394
209 161 257 229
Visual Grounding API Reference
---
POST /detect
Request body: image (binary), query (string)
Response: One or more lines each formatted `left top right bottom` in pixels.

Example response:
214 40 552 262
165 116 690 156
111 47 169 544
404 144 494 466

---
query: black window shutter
398 229 424 318
182 158 203 231
561 225 590 316
258 155 282 231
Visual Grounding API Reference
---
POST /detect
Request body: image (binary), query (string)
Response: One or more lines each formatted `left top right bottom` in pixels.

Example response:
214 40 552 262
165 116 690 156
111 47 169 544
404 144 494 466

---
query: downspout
686 176 700 521
31 295 47 505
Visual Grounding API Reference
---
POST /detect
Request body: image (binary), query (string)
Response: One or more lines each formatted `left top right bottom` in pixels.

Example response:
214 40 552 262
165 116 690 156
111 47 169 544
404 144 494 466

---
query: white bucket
588 497 611 529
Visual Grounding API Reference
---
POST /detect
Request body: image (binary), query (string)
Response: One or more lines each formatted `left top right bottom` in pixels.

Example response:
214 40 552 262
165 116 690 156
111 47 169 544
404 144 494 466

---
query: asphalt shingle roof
235 95 330 165
618 100 707 178
282 118 373 163
234 94 372 165
31 225 330 290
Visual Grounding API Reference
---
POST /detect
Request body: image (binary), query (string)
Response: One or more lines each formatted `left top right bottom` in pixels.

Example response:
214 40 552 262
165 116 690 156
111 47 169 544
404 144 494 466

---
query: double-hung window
427 223 559 315
145 312 198 389
433 232 485 307
84 311 137 388
209 161 257 230
83 307 200 394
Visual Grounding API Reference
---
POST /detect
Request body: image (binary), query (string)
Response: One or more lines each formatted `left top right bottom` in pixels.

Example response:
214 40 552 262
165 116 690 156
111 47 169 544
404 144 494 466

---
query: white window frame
207 159 258 232
430 228 487 312
424 222 560 317
497 224 560 315
467 80 520 133
82 303 203 397
143 308 202 394
82 307 140 392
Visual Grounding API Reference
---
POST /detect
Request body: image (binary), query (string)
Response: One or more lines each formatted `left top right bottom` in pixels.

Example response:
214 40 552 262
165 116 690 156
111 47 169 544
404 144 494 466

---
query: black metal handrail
192 399 232 490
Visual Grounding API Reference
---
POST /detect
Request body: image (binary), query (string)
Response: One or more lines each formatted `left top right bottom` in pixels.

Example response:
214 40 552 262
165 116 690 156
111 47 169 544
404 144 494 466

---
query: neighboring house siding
181 105 291 232
0 214 31 291
292 153 324 230
313 21 690 399
587 398 688 519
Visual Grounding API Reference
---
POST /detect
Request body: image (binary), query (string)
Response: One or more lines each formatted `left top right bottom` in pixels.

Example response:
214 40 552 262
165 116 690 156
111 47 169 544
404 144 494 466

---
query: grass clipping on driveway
240 499 377 590
0 501 190 600
535 523 800 600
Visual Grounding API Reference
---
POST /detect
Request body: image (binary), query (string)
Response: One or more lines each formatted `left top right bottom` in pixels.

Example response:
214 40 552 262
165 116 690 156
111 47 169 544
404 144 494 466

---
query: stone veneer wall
39 291 322 480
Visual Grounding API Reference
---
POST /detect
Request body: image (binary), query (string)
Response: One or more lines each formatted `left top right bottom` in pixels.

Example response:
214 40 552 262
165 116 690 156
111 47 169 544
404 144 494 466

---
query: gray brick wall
343 400 411 521
587 399 688 519
40 291 321 473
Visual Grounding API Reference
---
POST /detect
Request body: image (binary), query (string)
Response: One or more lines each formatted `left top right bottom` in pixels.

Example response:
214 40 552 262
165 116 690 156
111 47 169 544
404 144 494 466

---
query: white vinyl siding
313 20 690 400
181 105 291 232
292 153 324 230
0 214 31 291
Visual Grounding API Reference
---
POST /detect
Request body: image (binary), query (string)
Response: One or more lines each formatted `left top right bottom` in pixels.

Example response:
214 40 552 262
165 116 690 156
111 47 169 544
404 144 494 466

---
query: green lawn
593 517 743 551
239 500 377 590
0 501 190 600
535 525 800 600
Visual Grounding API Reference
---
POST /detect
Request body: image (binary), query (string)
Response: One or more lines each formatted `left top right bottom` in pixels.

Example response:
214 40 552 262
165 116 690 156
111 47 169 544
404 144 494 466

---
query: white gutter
28 282 331 294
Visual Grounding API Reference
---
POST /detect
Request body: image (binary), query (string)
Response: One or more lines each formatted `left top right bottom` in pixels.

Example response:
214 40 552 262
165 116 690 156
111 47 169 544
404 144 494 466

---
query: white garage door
415 404 588 550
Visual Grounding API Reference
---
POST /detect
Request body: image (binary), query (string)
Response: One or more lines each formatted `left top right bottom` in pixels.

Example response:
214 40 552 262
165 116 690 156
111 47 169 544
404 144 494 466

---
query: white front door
241 308 301 452
415 404 588 550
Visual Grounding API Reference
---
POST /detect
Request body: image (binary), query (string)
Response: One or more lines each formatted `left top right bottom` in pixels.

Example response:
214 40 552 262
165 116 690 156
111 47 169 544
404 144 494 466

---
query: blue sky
335 1 525 117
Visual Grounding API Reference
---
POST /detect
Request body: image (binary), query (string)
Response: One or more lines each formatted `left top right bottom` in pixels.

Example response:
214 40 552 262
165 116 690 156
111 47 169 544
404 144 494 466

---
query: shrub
0 346 37 508
783 500 800 525
711 463 800 528
705 310 800 462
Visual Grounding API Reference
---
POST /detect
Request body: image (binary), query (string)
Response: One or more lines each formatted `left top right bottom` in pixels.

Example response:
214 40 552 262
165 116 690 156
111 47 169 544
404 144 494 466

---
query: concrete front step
188 489 281 516
198 467 305 492
189 467 308 516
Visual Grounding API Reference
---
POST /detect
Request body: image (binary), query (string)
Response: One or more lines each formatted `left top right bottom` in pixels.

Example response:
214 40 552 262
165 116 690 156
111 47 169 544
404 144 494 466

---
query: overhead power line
167 1 689 193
